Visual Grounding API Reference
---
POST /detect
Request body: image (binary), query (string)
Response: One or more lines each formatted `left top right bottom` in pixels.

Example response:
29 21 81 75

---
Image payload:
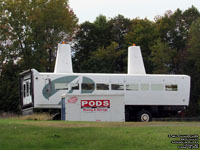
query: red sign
81 100 110 108
68 97 78 103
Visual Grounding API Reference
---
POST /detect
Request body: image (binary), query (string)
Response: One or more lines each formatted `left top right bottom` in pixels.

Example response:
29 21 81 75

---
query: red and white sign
81 100 110 112
68 97 78 103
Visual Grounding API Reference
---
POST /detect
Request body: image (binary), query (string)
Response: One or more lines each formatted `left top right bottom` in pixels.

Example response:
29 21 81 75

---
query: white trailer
19 44 190 121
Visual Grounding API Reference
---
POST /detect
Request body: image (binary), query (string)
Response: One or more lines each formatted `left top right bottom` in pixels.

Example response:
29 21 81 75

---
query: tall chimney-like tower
128 46 146 74
54 43 73 73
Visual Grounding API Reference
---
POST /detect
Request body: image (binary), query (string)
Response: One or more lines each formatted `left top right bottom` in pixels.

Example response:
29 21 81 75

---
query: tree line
0 0 200 116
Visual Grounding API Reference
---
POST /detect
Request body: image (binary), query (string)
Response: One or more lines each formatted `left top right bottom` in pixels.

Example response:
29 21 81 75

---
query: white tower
128 46 146 74
54 43 73 73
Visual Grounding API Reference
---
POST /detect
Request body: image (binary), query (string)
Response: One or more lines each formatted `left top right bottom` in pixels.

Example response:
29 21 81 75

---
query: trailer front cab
19 69 34 114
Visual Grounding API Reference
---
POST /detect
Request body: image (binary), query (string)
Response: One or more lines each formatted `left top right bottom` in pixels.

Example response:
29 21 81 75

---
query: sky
69 0 200 23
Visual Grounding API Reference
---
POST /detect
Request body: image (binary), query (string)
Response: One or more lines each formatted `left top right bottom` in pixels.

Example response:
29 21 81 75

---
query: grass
18 113 53 121
0 119 200 150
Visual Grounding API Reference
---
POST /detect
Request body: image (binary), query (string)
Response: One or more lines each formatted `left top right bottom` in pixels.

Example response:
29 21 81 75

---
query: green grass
0 119 200 150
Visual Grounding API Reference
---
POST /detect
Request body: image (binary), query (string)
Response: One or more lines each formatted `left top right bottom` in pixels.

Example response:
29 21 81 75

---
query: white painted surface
65 95 125 122
32 70 190 108
128 46 146 74
54 44 73 73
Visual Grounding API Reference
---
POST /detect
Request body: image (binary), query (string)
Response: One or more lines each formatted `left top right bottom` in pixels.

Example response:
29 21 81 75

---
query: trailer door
20 70 34 109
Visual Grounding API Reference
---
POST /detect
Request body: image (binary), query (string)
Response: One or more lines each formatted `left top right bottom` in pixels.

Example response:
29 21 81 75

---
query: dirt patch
19 121 200 128
18 113 52 121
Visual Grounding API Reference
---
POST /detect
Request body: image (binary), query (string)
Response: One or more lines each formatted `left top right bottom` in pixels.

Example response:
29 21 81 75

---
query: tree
73 15 112 72
0 0 78 72
109 15 131 49
73 15 131 73
155 7 200 73
0 0 78 112
0 61 21 113
125 19 158 73
87 42 125 73
151 39 176 73
184 18 200 115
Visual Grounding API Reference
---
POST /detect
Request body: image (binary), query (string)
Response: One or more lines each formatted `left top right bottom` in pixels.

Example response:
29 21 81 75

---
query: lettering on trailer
81 100 110 112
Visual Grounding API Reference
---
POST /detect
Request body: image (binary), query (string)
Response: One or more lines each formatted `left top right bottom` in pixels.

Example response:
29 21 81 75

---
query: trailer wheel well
125 105 154 121
52 112 61 120
137 109 152 122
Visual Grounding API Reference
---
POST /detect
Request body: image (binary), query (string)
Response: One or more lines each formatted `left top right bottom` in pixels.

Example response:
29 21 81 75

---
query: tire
137 110 152 122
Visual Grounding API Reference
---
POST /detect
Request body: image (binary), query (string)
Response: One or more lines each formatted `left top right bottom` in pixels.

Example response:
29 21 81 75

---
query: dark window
30 82 32 95
96 83 109 90
82 83 95 90
23 84 26 97
111 84 124 90
26 82 29 96
165 84 178 91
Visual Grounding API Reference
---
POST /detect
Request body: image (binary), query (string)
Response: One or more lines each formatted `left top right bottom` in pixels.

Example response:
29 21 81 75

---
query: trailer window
96 83 109 90
71 83 79 90
165 84 178 91
82 83 95 90
126 84 139 91
23 84 26 97
151 84 163 91
29 82 32 95
26 82 29 96
111 84 124 90
141 84 149 91
55 83 68 90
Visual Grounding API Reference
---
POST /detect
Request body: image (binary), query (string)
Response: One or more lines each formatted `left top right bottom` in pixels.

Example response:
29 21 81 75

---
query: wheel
137 110 152 122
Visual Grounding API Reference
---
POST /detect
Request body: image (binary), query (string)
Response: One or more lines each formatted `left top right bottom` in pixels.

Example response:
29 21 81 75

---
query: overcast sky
69 0 200 23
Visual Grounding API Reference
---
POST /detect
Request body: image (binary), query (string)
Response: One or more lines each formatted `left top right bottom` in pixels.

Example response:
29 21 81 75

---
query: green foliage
109 15 132 48
73 15 112 72
0 61 20 112
0 0 78 112
125 19 158 73
151 39 176 74
155 6 200 73
184 18 200 115
187 18 200 72
0 0 78 72
73 15 131 73
88 42 125 73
